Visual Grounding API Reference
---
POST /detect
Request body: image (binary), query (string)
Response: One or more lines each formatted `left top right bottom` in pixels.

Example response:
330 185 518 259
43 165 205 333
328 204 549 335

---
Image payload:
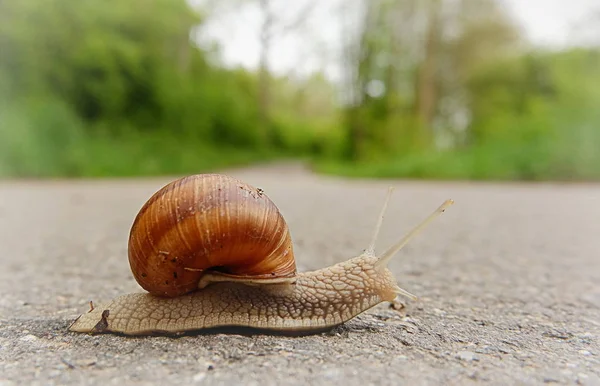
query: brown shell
127 174 296 297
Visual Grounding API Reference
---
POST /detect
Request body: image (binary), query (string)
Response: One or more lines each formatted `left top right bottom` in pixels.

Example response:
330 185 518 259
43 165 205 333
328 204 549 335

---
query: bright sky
502 0 598 46
195 0 599 79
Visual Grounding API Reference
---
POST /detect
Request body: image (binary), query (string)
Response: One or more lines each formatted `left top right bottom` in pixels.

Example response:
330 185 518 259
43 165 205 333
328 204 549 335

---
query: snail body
69 174 452 335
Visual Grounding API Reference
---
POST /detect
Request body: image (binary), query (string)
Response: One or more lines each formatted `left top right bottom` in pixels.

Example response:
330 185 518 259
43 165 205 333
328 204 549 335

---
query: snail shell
128 174 296 297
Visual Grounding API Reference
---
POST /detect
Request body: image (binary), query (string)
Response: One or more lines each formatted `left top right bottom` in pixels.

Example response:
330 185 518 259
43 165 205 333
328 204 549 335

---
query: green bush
0 98 86 177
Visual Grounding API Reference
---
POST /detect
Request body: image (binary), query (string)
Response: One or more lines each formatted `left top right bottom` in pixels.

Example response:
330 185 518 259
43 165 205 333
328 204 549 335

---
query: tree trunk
415 0 441 132
257 0 272 148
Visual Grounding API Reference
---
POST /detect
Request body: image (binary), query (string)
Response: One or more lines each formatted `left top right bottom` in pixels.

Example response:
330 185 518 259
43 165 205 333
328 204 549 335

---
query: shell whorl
127 174 297 297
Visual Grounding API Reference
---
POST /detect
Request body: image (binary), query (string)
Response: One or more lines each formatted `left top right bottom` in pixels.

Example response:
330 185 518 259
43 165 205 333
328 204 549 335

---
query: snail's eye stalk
375 199 454 270
365 187 395 256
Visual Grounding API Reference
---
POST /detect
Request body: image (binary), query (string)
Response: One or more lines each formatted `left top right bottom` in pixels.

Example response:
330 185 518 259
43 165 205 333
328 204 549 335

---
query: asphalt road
1 163 599 385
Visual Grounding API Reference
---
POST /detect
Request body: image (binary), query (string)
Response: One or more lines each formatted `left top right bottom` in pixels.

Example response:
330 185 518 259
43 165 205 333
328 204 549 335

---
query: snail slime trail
69 174 453 336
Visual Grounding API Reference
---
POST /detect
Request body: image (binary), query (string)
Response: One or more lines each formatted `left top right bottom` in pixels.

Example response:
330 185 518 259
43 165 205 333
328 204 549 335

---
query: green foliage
0 95 277 177
0 0 339 177
0 0 598 181
0 97 86 177
316 48 600 181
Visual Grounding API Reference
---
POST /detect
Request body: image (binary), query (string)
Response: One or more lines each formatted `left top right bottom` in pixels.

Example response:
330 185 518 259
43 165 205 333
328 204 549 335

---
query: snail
69 173 453 335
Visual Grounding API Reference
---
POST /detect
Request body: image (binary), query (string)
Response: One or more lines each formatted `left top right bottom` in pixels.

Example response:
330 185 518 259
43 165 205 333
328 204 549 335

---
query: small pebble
323 368 342 380
456 351 479 361
577 373 600 385
74 357 97 367
197 358 213 367
192 372 206 383
19 334 37 342
543 376 560 383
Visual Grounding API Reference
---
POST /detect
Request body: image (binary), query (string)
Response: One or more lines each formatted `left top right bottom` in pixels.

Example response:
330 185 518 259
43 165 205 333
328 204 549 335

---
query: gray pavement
1 163 599 385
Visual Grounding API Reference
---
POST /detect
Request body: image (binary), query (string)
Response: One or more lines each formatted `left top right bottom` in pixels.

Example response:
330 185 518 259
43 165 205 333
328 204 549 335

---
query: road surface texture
0 163 599 385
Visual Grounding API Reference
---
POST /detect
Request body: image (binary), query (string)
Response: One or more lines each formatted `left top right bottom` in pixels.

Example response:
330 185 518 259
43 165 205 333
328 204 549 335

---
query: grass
1 98 598 181
0 99 286 178
0 130 285 178
314 138 600 182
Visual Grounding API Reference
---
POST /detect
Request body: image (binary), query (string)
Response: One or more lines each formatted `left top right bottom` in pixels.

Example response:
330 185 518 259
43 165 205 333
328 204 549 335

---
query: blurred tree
339 0 522 160
415 0 441 131
0 0 204 127
198 0 316 148
439 0 522 145
257 0 316 148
